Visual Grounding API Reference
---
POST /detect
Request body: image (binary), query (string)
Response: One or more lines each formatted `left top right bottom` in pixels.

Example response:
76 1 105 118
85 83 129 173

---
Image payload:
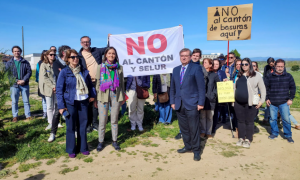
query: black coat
152 74 172 94
78 47 107 69
204 72 220 110
52 59 65 81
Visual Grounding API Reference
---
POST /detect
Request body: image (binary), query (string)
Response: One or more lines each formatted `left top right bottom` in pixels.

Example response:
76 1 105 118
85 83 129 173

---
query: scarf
58 57 66 66
99 60 120 92
160 74 170 87
69 65 89 95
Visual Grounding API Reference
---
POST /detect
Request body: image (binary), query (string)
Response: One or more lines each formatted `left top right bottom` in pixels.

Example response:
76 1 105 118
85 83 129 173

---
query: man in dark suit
170 48 205 161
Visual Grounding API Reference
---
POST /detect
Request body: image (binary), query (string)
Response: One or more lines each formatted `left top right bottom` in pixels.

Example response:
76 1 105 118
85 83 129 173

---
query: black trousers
234 102 258 141
176 102 201 153
87 82 99 129
51 105 60 134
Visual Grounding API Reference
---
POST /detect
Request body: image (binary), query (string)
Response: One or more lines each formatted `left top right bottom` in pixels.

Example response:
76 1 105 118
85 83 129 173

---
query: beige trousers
98 91 121 142
127 90 146 127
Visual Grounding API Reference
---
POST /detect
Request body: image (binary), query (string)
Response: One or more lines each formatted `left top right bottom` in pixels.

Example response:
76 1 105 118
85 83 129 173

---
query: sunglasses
242 63 249 66
49 54 56 56
252 65 256 67
69 56 79 60
229 57 234 59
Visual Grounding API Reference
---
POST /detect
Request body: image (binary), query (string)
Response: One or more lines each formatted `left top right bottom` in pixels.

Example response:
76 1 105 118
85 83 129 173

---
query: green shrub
291 65 300 71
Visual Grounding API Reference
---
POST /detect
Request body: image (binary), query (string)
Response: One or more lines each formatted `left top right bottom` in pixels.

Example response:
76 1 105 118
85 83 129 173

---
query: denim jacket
56 66 96 109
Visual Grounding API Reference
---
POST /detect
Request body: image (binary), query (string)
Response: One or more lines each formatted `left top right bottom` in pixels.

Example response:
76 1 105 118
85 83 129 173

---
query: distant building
0 54 14 62
200 53 223 62
24 53 42 70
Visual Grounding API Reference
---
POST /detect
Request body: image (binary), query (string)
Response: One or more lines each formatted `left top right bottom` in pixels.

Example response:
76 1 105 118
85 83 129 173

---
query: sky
0 0 299 59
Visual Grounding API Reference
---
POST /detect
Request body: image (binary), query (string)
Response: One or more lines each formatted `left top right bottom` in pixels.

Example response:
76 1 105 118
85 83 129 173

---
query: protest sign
217 81 235 103
207 3 253 41
109 26 184 77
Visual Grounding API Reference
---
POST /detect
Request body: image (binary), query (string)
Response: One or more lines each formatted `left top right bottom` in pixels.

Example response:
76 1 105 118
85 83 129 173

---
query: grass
59 166 79 175
46 159 56 165
83 157 93 163
0 68 299 172
0 169 17 179
18 161 42 172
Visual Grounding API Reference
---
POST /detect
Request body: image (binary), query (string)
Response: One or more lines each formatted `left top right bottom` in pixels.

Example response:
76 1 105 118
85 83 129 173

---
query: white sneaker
75 131 77 138
131 124 136 131
236 138 244 146
48 133 55 142
45 124 52 130
58 123 64 128
243 139 251 148
138 126 144 132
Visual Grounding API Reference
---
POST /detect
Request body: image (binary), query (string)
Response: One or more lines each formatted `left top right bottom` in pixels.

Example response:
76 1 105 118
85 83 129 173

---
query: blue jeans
42 95 47 113
10 85 31 118
121 101 127 115
66 100 89 154
290 114 298 125
264 106 270 120
269 103 292 138
155 98 172 124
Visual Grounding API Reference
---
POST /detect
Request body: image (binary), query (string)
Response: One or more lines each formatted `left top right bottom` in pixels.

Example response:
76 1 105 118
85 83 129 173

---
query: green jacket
39 62 56 97
95 64 125 103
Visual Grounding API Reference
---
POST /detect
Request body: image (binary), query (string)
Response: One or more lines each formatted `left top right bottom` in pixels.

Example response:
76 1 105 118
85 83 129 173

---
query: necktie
180 66 186 85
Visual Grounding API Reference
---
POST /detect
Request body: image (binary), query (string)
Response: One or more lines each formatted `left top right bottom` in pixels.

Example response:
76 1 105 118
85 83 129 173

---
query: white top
74 89 89 101
161 75 168 92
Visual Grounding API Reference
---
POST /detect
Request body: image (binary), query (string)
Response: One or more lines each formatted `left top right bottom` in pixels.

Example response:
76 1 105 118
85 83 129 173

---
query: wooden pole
22 26 24 57
227 40 229 66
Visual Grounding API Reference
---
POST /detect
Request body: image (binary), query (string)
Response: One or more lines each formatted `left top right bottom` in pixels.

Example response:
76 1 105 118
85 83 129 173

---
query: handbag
246 77 260 105
135 77 149 99
158 92 169 103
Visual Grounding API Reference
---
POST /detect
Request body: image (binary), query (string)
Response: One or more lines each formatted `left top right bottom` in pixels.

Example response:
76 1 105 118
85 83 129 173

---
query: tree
291 65 300 71
0 52 14 122
230 49 241 59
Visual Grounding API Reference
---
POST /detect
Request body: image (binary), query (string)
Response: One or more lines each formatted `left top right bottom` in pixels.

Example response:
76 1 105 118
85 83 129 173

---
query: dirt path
4 111 300 180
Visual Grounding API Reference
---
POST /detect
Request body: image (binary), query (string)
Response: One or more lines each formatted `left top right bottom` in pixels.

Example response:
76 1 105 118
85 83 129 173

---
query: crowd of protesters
4 36 297 161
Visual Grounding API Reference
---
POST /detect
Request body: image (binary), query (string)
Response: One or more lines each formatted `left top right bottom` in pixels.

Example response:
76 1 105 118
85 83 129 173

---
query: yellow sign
217 81 235 103
207 3 253 41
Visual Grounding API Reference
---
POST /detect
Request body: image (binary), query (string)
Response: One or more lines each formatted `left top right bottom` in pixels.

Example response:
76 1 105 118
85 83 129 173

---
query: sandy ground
3 110 300 180
2 92 300 179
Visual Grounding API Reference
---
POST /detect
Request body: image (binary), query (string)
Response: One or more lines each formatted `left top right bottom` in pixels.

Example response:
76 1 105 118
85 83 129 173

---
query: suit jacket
170 62 206 111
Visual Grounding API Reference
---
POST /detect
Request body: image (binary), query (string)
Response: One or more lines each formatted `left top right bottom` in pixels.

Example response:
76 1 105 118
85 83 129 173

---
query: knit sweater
234 73 266 106
264 71 296 106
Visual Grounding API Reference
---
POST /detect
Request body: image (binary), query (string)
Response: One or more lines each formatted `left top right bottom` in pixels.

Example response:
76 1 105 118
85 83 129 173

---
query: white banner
109 26 184 77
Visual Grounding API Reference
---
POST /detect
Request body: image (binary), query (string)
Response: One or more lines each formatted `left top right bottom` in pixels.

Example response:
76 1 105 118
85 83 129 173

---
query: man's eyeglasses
69 56 79 60
180 55 190 58
49 54 56 56
242 63 249 66
81 41 90 44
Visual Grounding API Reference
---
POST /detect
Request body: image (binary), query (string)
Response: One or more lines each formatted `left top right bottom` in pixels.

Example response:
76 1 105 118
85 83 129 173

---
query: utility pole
22 26 24 57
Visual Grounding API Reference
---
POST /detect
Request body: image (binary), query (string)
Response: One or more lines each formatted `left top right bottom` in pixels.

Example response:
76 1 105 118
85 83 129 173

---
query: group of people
4 36 296 161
